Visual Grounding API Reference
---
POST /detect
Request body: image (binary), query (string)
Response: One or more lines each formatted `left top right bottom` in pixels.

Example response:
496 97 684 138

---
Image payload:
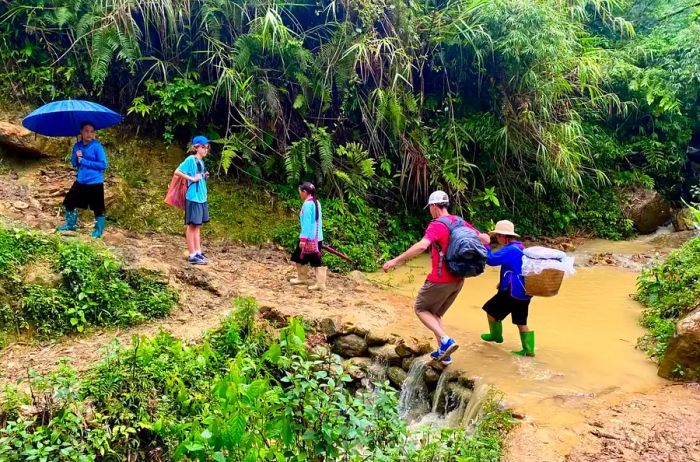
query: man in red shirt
383 191 490 364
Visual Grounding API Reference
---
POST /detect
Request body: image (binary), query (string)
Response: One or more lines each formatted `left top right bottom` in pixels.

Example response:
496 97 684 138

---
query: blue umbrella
22 100 123 137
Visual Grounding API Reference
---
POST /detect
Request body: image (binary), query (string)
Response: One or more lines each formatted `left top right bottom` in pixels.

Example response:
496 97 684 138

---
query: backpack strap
432 216 464 277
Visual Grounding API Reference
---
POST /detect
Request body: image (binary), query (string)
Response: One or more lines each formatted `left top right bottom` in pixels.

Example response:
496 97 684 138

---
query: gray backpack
433 217 487 278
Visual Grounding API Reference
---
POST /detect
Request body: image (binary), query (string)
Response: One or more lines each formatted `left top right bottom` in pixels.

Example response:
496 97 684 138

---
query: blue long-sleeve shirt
299 199 324 242
486 241 531 300
71 140 108 185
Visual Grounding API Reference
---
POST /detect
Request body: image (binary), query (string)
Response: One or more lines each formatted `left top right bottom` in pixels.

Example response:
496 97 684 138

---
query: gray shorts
415 280 464 317
185 200 209 226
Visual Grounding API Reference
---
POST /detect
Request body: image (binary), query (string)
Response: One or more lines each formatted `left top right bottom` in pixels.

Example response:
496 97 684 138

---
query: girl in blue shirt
56 122 109 238
175 136 210 265
289 182 326 290
480 220 535 356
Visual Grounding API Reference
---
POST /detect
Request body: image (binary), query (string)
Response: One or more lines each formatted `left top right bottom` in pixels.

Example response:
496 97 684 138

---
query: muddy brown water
369 255 665 428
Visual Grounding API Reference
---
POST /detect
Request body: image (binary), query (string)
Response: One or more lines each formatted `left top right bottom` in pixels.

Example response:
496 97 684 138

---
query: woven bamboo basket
524 269 565 297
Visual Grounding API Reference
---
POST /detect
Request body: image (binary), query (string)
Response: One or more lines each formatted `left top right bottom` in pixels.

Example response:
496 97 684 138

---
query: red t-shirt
423 215 479 284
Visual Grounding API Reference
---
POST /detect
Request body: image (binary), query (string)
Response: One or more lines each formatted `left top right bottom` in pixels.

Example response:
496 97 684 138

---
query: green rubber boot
56 210 77 231
512 331 535 357
480 320 504 343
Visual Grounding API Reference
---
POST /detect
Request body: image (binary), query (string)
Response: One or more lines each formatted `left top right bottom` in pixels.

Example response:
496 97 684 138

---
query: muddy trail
0 165 420 383
1 163 699 462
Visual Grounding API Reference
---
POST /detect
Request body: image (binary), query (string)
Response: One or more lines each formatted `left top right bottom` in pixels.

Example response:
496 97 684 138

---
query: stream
368 237 675 429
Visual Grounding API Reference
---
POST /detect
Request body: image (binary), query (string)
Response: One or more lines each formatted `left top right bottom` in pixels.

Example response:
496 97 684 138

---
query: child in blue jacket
480 220 535 356
56 122 108 238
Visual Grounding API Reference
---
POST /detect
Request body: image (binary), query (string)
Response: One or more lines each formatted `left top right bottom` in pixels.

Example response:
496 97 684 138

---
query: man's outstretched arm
383 238 431 272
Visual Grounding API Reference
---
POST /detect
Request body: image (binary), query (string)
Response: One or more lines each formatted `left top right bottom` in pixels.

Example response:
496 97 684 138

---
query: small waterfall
431 370 450 413
460 380 490 431
398 357 429 419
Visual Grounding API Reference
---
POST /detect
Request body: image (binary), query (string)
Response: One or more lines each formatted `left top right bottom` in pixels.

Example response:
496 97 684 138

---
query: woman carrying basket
289 182 326 291
479 220 535 357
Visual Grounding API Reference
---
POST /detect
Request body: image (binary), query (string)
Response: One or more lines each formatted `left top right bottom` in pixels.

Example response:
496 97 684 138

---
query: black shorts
482 290 531 325
63 181 105 216
290 241 324 267
185 201 210 226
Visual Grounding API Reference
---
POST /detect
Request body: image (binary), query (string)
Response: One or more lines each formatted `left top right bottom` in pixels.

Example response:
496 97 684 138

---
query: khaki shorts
415 280 464 317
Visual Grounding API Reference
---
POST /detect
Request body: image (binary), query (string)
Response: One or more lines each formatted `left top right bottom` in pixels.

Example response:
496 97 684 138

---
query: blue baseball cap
191 135 209 146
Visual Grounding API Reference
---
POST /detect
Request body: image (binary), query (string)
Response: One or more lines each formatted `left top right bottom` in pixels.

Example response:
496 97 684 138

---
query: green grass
0 226 178 344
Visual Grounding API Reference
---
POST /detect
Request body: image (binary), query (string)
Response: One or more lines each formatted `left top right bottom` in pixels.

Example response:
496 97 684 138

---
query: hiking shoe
188 255 207 265
196 252 208 263
435 337 458 362
430 351 452 365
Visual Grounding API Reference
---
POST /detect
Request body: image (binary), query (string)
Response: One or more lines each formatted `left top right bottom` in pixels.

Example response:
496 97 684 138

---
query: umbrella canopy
22 100 123 137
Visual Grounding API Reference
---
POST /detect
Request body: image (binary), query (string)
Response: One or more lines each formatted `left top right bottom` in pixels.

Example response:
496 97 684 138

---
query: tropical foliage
637 237 700 362
0 298 514 461
1 0 697 239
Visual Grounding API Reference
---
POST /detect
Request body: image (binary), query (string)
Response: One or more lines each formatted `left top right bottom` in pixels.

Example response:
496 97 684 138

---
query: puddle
369 254 665 427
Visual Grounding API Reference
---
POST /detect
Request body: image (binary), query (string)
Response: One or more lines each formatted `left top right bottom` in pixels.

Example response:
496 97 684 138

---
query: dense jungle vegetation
0 0 699 269
0 298 514 461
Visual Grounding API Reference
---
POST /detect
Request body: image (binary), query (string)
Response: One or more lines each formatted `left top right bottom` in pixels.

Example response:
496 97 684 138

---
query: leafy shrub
636 237 700 360
0 227 178 343
1 298 514 461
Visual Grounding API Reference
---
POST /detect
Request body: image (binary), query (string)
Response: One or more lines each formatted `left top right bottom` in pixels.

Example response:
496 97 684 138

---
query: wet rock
671 208 697 232
447 382 473 403
395 338 432 357
457 374 476 389
366 329 391 346
368 344 402 366
658 306 700 381
621 188 672 234
346 357 372 379
387 366 408 387
0 122 66 158
423 366 441 386
402 356 416 371
332 334 368 358
339 322 369 337
318 317 342 338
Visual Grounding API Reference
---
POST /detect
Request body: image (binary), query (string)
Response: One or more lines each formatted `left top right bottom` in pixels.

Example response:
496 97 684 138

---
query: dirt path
0 165 421 383
1 163 700 462
505 383 700 462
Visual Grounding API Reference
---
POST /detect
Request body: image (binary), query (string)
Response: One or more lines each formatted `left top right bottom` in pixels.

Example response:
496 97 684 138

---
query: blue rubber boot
56 210 77 231
91 216 106 238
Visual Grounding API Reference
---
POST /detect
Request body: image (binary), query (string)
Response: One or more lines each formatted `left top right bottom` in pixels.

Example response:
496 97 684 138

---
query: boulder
658 306 700 381
423 366 441 386
395 338 433 357
332 334 368 358
368 344 402 366
318 317 342 338
366 329 392 346
621 188 672 234
0 122 67 158
671 208 697 232
387 366 408 387
402 356 416 371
